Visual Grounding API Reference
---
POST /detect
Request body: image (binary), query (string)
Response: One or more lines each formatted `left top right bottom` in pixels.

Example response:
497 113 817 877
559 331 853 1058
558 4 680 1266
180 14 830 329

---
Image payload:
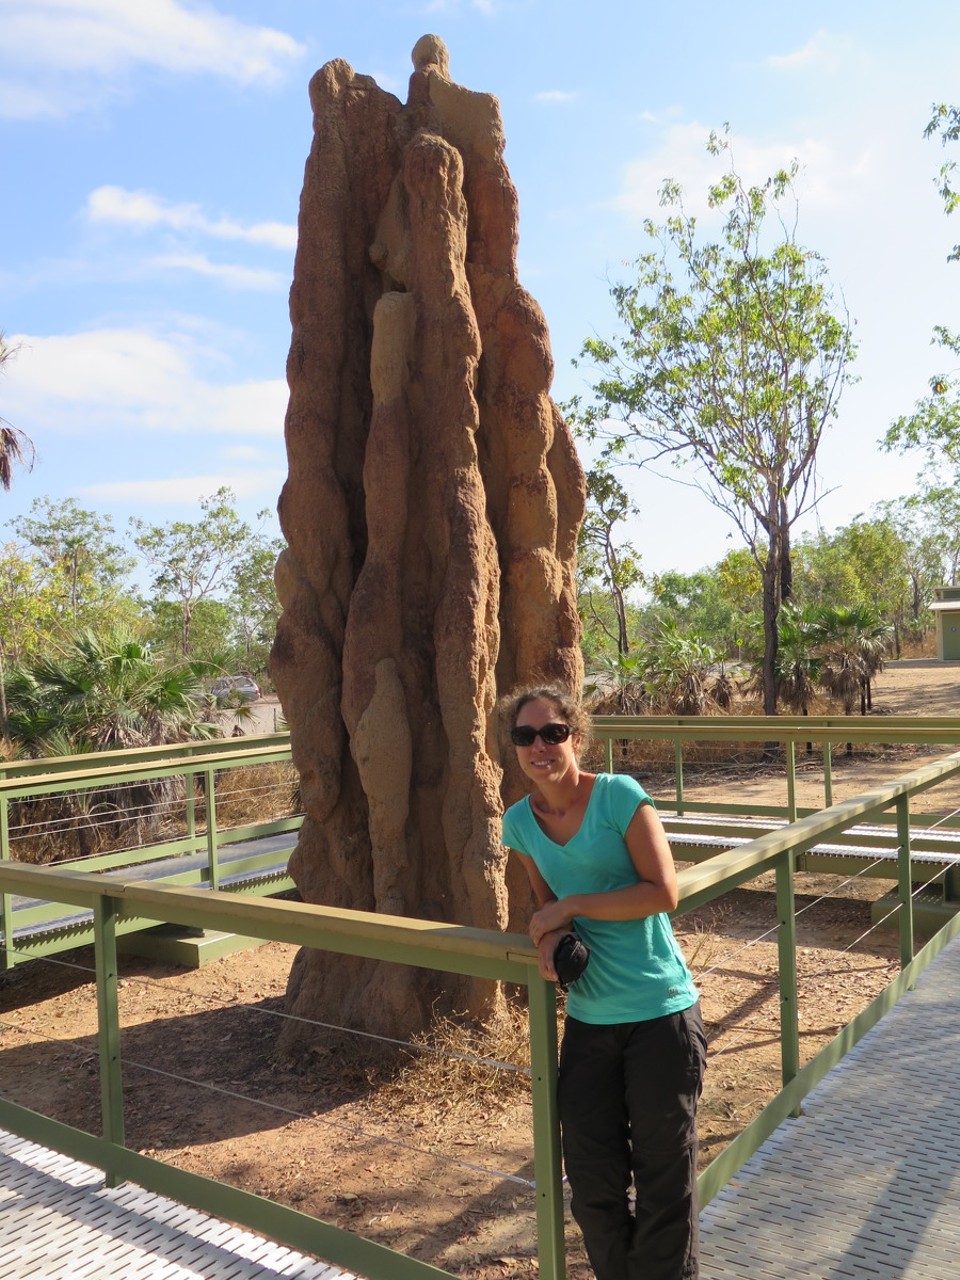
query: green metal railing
2 729 960 1277
0 735 301 966
592 713 960 820
0 863 564 1280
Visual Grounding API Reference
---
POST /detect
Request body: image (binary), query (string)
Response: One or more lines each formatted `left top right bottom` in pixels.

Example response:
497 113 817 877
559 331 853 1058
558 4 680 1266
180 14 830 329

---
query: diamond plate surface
0 1133 354 1280
701 937 960 1278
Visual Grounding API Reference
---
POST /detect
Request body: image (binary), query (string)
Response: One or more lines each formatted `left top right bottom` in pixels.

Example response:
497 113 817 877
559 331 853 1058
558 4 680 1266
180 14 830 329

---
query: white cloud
87 186 297 251
147 253 287 291
224 444 271 462
767 29 844 72
0 0 304 118
4 327 288 438
535 90 580 105
612 122 867 224
0 79 65 119
78 471 285 505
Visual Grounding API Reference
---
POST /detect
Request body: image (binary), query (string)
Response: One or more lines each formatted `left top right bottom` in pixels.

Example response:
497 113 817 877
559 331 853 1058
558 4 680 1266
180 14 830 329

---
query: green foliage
3 628 216 755
744 600 893 718
0 543 66 666
577 463 644 657
144 598 236 665
585 622 730 716
0 334 35 491
884 105 960 480
926 103 960 253
230 535 284 672
130 487 273 659
568 128 856 713
11 496 135 625
771 602 826 715
815 604 891 716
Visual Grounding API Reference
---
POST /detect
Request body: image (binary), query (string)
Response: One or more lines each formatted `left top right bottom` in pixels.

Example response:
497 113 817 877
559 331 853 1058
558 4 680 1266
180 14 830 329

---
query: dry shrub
213 762 301 828
674 903 733 974
7 763 300 866
9 780 183 865
377 1005 535 1120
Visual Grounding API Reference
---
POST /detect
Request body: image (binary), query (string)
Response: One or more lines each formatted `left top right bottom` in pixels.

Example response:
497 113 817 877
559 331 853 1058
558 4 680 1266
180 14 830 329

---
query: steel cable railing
0 973 538 1192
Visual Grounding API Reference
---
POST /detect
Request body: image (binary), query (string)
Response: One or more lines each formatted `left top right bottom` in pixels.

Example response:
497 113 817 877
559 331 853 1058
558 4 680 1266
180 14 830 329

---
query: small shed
931 585 960 660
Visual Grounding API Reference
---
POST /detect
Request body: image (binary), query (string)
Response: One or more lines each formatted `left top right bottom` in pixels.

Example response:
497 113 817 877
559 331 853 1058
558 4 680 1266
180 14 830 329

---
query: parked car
210 675 261 704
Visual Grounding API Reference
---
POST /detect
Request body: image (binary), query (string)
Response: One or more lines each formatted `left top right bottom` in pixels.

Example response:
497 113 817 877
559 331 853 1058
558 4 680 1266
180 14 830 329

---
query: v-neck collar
525 774 600 848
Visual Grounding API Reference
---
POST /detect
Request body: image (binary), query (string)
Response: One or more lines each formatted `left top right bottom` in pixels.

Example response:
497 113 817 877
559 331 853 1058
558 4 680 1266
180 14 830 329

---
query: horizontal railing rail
591 713 960 820
0 738 301 965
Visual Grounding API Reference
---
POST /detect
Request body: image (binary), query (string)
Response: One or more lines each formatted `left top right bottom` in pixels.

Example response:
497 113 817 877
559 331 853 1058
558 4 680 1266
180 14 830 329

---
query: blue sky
2 0 959 578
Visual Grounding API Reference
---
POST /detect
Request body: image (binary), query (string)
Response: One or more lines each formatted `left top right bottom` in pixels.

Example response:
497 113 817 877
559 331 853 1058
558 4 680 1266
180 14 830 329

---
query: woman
502 684 706 1280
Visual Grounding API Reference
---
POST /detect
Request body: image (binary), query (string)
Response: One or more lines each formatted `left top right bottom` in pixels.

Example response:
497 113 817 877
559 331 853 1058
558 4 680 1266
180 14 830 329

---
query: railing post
674 741 685 816
0 796 12 970
94 893 125 1187
605 735 614 774
185 770 197 846
896 796 915 971
527 973 566 1280
785 739 797 823
204 767 219 890
822 740 833 809
775 851 800 1112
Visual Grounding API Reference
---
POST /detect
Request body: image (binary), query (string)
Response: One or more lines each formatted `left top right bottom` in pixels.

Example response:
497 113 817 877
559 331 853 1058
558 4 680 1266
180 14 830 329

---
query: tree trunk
761 524 781 717
779 501 793 604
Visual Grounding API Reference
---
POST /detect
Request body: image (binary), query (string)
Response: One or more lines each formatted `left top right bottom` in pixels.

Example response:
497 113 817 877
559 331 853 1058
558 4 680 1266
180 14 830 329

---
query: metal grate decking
700 934 960 1278
4 940 960 1279
0 1131 350 1280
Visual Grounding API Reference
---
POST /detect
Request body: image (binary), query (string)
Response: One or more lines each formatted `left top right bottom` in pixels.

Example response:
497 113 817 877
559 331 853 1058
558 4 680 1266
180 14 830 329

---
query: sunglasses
510 722 572 747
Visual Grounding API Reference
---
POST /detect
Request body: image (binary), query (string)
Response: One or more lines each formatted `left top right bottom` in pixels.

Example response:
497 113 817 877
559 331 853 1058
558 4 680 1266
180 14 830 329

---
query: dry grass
7 761 301 865
377 1006 535 1118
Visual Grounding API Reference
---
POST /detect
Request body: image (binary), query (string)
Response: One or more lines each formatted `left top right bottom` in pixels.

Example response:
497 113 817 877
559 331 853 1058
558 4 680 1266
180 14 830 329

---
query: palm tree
585 648 654 715
4 630 219 860
5 630 216 754
0 335 34 491
776 603 826 718
647 624 723 716
817 605 892 717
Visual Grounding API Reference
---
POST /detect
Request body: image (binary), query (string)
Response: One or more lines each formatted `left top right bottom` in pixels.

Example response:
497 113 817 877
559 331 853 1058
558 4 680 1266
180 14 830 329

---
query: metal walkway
700 934 960 1278
3 939 959 1279
0 1131 349 1280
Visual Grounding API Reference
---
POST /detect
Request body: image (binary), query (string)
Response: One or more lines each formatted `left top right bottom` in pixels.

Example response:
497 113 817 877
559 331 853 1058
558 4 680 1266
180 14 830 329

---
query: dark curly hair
500 684 592 746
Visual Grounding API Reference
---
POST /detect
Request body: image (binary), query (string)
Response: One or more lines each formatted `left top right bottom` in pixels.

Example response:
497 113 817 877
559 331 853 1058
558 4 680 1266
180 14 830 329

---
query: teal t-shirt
503 773 698 1024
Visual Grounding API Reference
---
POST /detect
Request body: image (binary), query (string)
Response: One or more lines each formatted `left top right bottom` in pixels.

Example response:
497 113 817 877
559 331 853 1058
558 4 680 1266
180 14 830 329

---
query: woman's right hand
536 928 569 982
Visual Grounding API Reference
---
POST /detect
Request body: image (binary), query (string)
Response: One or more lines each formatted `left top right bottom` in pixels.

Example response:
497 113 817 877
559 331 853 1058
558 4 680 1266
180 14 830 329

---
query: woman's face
513 697 580 787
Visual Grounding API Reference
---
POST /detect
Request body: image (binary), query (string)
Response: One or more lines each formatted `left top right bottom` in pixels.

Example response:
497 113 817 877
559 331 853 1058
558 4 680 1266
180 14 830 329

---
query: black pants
558 1003 707 1280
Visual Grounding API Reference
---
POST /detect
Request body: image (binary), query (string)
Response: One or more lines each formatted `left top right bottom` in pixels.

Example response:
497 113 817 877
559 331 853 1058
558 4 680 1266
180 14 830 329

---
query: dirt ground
1 659 959 1279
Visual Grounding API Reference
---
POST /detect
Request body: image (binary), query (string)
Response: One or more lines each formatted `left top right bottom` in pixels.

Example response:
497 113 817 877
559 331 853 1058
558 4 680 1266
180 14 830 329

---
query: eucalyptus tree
131 487 269 658
569 131 857 714
11 497 134 625
577 463 644 657
231 535 284 670
884 105 960 481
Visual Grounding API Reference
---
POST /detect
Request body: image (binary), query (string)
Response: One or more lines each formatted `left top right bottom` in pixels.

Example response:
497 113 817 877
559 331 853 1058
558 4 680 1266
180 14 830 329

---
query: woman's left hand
530 899 572 944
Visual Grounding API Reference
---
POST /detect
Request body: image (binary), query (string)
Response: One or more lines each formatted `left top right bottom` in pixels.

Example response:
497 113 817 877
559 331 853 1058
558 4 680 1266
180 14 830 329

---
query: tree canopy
884 104 960 481
569 131 857 712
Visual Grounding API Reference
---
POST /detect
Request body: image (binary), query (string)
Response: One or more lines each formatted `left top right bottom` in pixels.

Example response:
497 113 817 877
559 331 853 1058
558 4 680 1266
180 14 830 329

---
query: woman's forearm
530 881 676 941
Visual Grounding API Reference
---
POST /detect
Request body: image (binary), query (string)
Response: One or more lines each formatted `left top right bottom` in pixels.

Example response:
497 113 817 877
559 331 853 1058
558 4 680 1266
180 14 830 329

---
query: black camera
553 931 590 989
